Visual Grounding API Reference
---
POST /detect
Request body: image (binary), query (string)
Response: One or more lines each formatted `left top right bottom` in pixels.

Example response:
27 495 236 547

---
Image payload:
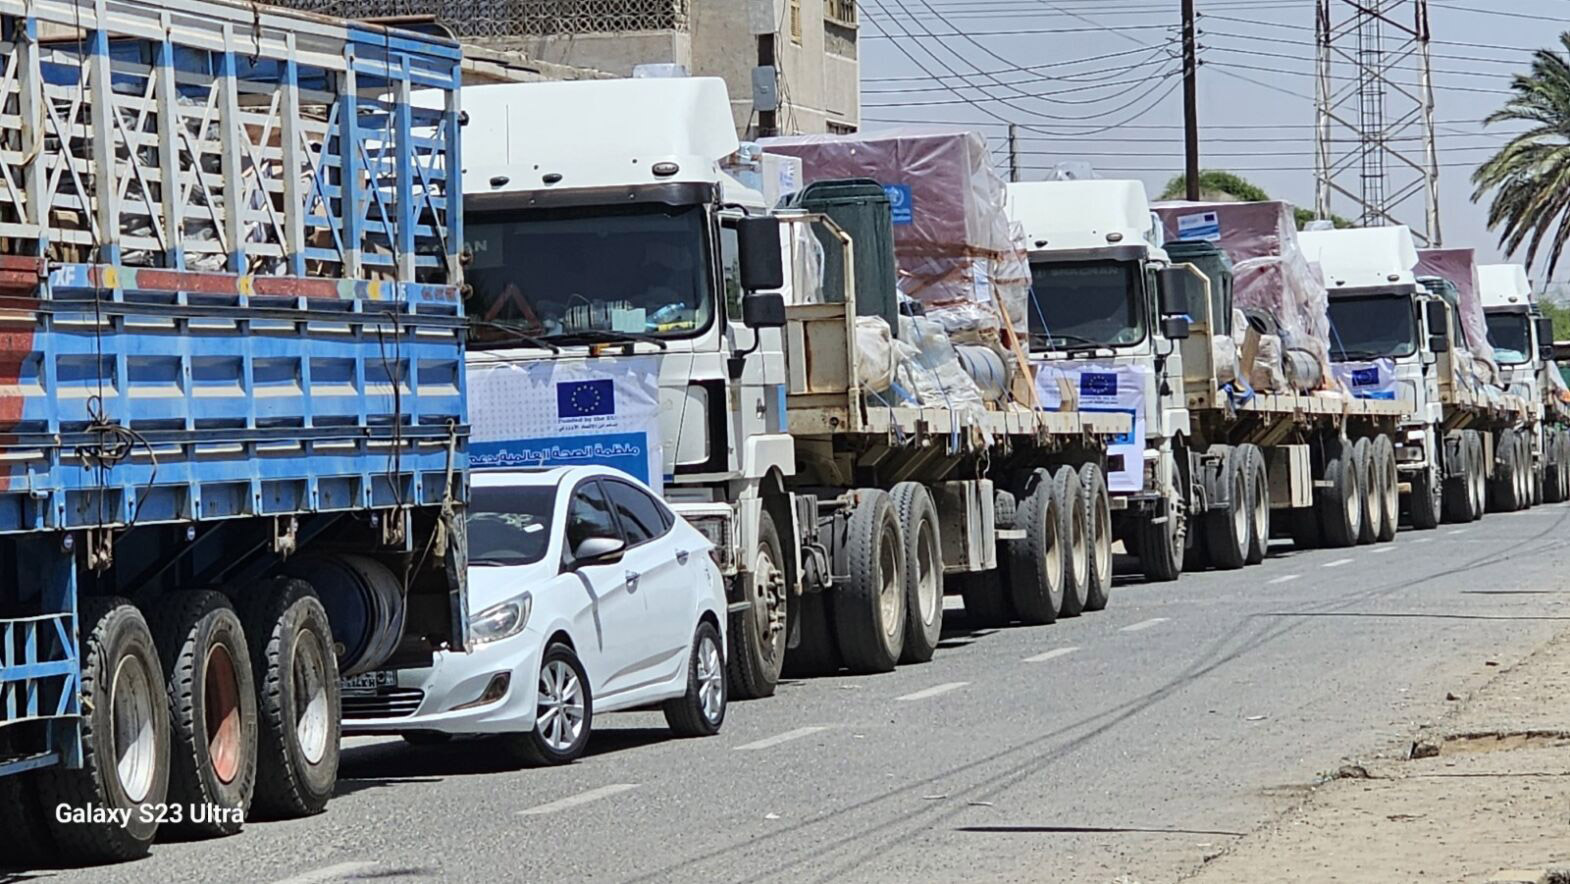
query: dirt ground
1182 627 1570 883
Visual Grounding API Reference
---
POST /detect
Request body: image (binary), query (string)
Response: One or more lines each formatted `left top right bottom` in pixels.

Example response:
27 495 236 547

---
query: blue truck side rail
0 0 469 782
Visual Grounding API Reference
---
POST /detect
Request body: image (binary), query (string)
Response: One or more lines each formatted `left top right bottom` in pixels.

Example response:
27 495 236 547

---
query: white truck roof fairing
454 78 742 197
1298 226 1419 290
1477 263 1533 310
1008 180 1162 259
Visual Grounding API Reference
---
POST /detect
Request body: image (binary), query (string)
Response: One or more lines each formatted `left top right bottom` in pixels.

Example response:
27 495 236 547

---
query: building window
826 0 856 27
789 0 802 43
827 121 858 135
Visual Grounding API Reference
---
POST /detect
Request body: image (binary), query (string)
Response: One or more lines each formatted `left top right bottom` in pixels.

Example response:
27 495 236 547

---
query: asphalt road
27 502 1570 884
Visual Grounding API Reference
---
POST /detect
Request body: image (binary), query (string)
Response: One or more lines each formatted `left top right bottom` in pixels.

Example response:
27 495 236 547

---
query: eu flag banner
468 356 664 491
1035 361 1150 493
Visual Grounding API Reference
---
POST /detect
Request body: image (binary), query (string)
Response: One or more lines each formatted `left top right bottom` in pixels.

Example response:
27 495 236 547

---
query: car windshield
1327 294 1418 360
468 485 558 567
464 202 714 347
1486 312 1531 365
1027 259 1145 349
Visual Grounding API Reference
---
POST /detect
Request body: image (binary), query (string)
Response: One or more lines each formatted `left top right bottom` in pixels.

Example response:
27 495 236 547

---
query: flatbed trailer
0 0 468 866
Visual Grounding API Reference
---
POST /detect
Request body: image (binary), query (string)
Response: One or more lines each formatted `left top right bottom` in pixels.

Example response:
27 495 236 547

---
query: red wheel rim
205 643 243 784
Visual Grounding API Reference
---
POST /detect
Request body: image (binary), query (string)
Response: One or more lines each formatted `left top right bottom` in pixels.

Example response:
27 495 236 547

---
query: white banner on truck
468 357 664 492
1034 361 1149 493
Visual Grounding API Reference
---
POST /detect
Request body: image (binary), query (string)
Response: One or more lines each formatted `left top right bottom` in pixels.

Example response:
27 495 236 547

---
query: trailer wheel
1318 438 1362 548
1009 468 1064 625
36 597 169 863
1078 464 1112 612
0 767 57 870
1352 438 1378 545
147 590 257 837
1241 444 1271 564
1410 461 1442 529
891 482 943 663
1490 431 1520 513
1522 433 1538 508
1372 436 1399 542
1443 433 1473 523
1205 448 1249 569
728 509 787 699
1551 434 1570 504
1469 431 1488 520
1053 466 1090 618
1138 453 1188 583
238 577 339 819
832 490 906 673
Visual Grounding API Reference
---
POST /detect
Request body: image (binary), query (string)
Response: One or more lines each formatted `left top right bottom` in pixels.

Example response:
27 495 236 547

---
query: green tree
1161 170 1352 229
1540 299 1570 340
1473 34 1570 276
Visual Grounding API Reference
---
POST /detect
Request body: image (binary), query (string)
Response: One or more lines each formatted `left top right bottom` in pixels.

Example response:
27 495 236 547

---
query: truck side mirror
1537 316 1556 360
1156 267 1191 316
737 216 784 292
741 291 787 328
1161 315 1191 340
1424 300 1448 338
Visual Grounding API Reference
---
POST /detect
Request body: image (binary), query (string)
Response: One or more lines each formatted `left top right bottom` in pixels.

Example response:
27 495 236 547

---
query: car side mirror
1537 316 1555 360
1156 267 1192 316
1424 300 1448 338
742 291 787 328
1161 315 1191 340
737 216 784 292
570 535 625 568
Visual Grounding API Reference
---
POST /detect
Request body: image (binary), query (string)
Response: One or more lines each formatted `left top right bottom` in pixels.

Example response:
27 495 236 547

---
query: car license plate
339 670 396 697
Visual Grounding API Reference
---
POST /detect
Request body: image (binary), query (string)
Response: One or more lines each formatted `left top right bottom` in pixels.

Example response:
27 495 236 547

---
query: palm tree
1473 34 1570 276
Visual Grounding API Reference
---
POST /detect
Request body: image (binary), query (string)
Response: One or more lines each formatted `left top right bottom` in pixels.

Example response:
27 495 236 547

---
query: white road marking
1120 617 1169 632
1372 545 1395 554
1410 537 1432 543
897 682 970 701
1324 558 1355 568
1268 574 1300 584
733 726 829 751
1023 646 1079 663
518 783 639 815
271 863 380 884
1447 529 1468 536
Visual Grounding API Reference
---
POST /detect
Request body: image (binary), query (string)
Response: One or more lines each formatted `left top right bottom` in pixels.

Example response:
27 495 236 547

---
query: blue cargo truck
0 0 467 865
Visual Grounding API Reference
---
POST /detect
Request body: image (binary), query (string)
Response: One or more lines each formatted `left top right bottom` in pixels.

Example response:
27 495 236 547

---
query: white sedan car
344 466 728 764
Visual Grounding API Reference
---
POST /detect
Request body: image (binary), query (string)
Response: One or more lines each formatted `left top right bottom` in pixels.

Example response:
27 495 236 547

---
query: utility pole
1008 123 1020 183
1181 0 1199 200
757 33 777 138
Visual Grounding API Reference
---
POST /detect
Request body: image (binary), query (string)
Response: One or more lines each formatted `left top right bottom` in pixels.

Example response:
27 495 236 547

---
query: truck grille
341 689 425 720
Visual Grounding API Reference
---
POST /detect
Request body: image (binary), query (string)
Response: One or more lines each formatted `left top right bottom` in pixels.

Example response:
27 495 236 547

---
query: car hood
465 560 556 612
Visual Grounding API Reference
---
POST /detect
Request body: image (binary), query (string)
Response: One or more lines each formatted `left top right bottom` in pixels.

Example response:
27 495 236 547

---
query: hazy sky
858 0 1561 280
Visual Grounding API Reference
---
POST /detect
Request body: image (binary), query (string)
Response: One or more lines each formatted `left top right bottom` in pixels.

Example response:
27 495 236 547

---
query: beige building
288 0 858 136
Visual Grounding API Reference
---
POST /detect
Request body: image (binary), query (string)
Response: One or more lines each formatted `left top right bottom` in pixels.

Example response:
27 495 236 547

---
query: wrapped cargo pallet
1417 248 1499 384
1153 200 1333 392
760 128 1029 339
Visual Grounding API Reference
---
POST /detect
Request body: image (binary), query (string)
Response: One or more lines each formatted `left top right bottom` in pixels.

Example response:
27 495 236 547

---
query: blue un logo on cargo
557 379 616 419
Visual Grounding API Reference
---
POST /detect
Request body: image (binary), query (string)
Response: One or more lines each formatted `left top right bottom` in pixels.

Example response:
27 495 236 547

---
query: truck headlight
470 593 532 645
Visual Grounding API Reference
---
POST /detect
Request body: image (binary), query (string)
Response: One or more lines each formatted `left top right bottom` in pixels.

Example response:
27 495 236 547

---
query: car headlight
470 593 532 645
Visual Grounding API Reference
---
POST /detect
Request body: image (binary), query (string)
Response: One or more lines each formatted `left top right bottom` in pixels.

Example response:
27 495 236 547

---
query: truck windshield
1486 312 1531 365
469 485 557 567
1027 259 1145 349
464 203 713 347
1327 294 1417 360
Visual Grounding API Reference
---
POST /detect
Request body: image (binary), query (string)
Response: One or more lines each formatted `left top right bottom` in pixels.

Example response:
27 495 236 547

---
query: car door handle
675 548 690 566
625 570 641 593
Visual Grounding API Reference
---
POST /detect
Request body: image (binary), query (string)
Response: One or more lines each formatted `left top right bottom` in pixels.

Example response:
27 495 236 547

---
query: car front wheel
501 643 592 767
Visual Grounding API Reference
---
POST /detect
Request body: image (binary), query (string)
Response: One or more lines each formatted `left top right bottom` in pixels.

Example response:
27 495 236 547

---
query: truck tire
1289 506 1321 549
832 490 906 673
1242 444 1270 564
36 597 170 863
1138 497 1186 583
1353 437 1377 545
1079 463 1113 612
1009 468 1064 624
237 577 339 820
891 482 943 664
1552 434 1570 503
1443 433 1473 523
1490 431 1520 513
1468 431 1487 520
0 769 57 870
1520 433 1537 508
782 590 840 677
147 590 258 837
1318 438 1361 548
1373 435 1399 542
664 621 728 737
1205 448 1249 569
1053 466 1090 618
728 509 787 699
1409 461 1443 530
